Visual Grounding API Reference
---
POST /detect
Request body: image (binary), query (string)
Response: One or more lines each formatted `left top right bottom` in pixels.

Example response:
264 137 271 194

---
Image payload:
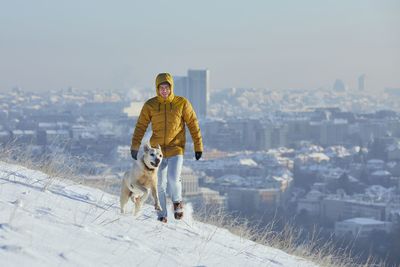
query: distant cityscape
1 70 400 264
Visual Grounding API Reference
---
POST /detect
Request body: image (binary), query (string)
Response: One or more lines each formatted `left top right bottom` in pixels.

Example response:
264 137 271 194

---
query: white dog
120 143 163 215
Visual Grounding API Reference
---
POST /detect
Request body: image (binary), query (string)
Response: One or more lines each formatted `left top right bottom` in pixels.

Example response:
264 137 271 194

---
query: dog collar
142 157 156 172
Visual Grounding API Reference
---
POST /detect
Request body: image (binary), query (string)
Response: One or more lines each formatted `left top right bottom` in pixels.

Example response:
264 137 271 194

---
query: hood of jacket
155 73 175 103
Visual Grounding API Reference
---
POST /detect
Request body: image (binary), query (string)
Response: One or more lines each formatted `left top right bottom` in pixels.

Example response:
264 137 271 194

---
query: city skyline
0 1 399 92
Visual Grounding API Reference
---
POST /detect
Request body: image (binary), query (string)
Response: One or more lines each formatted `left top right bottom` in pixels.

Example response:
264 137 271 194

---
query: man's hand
131 150 138 160
195 151 202 160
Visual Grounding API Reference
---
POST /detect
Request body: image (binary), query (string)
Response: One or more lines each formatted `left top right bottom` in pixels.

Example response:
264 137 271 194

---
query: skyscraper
358 74 365 91
332 79 347 92
173 69 209 118
174 76 188 97
188 69 209 118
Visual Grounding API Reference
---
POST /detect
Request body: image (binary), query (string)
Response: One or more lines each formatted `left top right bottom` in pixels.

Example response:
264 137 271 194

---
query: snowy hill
0 161 318 267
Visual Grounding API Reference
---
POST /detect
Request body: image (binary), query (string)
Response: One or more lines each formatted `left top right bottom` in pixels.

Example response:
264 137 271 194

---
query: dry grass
0 140 85 189
193 205 386 267
0 140 122 198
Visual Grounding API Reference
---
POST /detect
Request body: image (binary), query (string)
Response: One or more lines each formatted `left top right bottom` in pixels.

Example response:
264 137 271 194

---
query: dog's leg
134 189 149 216
134 199 141 216
151 182 162 211
120 181 131 214
140 189 150 203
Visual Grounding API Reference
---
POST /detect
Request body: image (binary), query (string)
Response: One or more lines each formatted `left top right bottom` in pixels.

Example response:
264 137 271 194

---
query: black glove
195 151 202 161
131 150 138 160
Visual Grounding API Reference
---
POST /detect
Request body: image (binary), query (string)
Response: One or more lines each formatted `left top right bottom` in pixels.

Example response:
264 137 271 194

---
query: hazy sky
0 0 399 92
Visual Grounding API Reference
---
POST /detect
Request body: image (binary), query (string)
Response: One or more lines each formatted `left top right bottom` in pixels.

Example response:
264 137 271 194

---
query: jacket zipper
164 103 167 153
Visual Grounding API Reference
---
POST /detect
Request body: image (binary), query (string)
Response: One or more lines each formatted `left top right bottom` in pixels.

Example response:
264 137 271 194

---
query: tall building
332 79 347 92
174 76 188 98
358 74 365 91
173 69 209 118
188 69 209 118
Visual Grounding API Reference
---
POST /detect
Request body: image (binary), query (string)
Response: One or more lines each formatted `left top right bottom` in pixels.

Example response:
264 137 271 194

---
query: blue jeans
157 155 183 218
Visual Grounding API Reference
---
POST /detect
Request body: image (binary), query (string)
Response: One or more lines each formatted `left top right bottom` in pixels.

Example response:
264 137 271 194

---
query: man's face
159 83 171 99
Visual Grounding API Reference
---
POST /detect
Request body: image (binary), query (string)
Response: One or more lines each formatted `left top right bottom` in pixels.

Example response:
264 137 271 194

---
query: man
131 73 203 223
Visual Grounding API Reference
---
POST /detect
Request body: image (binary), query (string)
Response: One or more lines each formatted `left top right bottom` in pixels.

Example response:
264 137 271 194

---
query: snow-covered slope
0 161 318 267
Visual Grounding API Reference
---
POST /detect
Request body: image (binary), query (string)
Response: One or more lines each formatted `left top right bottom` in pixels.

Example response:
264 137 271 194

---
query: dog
120 142 163 216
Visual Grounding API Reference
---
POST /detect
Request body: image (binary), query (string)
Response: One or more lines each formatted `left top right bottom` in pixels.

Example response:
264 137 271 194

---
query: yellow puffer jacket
131 73 203 158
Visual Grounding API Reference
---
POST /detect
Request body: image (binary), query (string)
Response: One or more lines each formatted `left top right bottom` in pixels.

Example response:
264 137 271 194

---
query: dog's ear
144 143 150 152
157 144 162 151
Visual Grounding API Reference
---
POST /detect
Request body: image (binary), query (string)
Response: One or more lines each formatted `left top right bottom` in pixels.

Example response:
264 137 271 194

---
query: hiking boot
158 217 167 223
173 202 184 220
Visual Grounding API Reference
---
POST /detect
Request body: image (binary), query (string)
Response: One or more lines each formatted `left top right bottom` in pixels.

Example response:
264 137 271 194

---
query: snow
305 190 324 200
308 153 330 162
0 131 10 137
332 119 348 124
324 146 351 158
271 175 293 183
371 170 391 176
298 145 324 154
348 175 359 182
365 185 396 201
0 161 318 267
80 132 96 139
239 158 258 166
216 174 245 185
367 159 385 164
387 142 400 152
295 153 330 165
340 218 387 225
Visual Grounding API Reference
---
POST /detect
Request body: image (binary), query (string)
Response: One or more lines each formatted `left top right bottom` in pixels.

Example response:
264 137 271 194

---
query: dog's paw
154 204 162 211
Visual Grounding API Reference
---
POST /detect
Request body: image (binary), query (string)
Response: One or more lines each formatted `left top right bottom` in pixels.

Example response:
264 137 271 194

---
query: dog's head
143 143 163 169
